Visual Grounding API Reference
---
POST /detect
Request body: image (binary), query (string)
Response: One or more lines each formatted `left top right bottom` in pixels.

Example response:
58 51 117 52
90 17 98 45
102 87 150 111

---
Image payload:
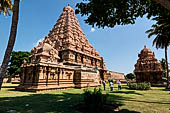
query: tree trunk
153 0 170 10
165 46 169 89
0 0 20 90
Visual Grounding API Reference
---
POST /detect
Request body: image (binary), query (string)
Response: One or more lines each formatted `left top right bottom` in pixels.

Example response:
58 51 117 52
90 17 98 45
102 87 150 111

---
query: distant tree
126 73 136 80
8 51 30 78
0 0 20 90
146 13 170 88
76 0 169 28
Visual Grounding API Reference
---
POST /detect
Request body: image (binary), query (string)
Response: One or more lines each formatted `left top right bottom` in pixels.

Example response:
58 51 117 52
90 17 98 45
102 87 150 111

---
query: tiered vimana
134 46 163 83
16 5 107 92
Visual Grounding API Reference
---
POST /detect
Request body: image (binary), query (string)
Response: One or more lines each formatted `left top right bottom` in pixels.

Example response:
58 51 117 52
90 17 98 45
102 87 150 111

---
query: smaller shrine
134 46 163 83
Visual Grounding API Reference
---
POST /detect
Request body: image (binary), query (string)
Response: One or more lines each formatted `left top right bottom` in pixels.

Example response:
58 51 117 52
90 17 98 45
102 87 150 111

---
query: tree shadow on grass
0 93 82 113
7 88 23 91
117 109 140 113
162 88 170 91
0 89 140 113
2 86 18 88
110 90 143 95
127 99 170 105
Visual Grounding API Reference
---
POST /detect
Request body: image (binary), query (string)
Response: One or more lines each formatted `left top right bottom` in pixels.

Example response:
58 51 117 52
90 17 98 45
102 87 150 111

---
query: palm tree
0 0 20 89
0 0 12 16
160 58 167 77
146 13 170 89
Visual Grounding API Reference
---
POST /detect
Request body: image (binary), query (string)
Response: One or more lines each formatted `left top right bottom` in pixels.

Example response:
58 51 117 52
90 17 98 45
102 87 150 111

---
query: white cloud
33 38 44 47
90 28 95 32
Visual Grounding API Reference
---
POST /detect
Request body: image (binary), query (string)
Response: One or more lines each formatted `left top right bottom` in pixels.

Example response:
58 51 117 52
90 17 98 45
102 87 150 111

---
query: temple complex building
134 46 163 83
105 71 125 81
16 6 107 92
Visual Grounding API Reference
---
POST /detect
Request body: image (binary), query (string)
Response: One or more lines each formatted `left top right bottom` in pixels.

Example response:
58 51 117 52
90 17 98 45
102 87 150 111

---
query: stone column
46 66 50 86
32 66 36 86
55 68 58 81
57 68 60 85
22 67 26 85
39 66 44 79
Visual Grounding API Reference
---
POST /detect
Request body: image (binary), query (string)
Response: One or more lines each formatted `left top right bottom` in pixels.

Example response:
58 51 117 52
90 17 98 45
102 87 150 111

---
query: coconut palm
160 58 167 77
146 13 170 88
0 0 12 16
0 0 20 89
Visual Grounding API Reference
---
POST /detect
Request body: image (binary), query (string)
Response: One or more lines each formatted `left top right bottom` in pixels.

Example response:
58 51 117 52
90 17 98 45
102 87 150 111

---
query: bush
83 88 107 111
126 73 136 80
128 82 151 90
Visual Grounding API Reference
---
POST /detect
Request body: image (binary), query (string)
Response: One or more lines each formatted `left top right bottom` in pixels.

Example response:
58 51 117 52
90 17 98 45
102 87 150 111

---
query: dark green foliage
83 88 107 111
0 0 12 16
146 13 170 49
128 82 151 90
160 59 166 73
108 79 114 83
8 51 30 78
76 0 168 28
126 73 136 80
159 58 169 77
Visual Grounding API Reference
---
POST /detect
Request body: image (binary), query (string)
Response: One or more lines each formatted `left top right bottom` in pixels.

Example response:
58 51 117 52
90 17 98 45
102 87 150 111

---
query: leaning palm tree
146 13 170 88
0 0 20 90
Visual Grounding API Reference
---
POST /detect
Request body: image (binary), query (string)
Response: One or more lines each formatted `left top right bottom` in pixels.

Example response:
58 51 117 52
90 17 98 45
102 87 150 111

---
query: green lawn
0 83 170 113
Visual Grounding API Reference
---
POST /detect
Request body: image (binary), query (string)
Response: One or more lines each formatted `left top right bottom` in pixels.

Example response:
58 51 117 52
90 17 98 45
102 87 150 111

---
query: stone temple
134 46 163 83
16 6 107 92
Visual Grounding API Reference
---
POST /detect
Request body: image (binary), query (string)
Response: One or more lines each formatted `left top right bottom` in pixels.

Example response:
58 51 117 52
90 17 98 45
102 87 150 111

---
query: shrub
126 73 136 80
128 82 151 90
83 88 107 111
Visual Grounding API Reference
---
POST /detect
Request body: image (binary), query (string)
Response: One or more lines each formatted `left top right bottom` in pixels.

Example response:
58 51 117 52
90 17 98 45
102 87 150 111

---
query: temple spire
44 5 101 58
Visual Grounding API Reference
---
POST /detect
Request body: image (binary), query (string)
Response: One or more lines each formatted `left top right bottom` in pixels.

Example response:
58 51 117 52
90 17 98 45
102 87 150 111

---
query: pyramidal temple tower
16 6 107 92
134 46 163 83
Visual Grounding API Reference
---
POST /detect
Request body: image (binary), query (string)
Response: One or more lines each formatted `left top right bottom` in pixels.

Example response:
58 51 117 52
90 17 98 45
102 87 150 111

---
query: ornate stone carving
30 42 59 63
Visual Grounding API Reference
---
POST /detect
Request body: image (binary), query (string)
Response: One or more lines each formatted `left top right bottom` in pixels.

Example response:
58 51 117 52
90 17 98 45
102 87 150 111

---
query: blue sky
0 0 169 74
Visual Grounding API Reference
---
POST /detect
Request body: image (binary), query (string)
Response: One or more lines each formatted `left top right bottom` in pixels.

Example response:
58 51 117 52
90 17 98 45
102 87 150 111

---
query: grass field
0 83 170 113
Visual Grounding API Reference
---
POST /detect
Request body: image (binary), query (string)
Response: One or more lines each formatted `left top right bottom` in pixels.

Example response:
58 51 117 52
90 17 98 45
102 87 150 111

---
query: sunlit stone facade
16 6 107 92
